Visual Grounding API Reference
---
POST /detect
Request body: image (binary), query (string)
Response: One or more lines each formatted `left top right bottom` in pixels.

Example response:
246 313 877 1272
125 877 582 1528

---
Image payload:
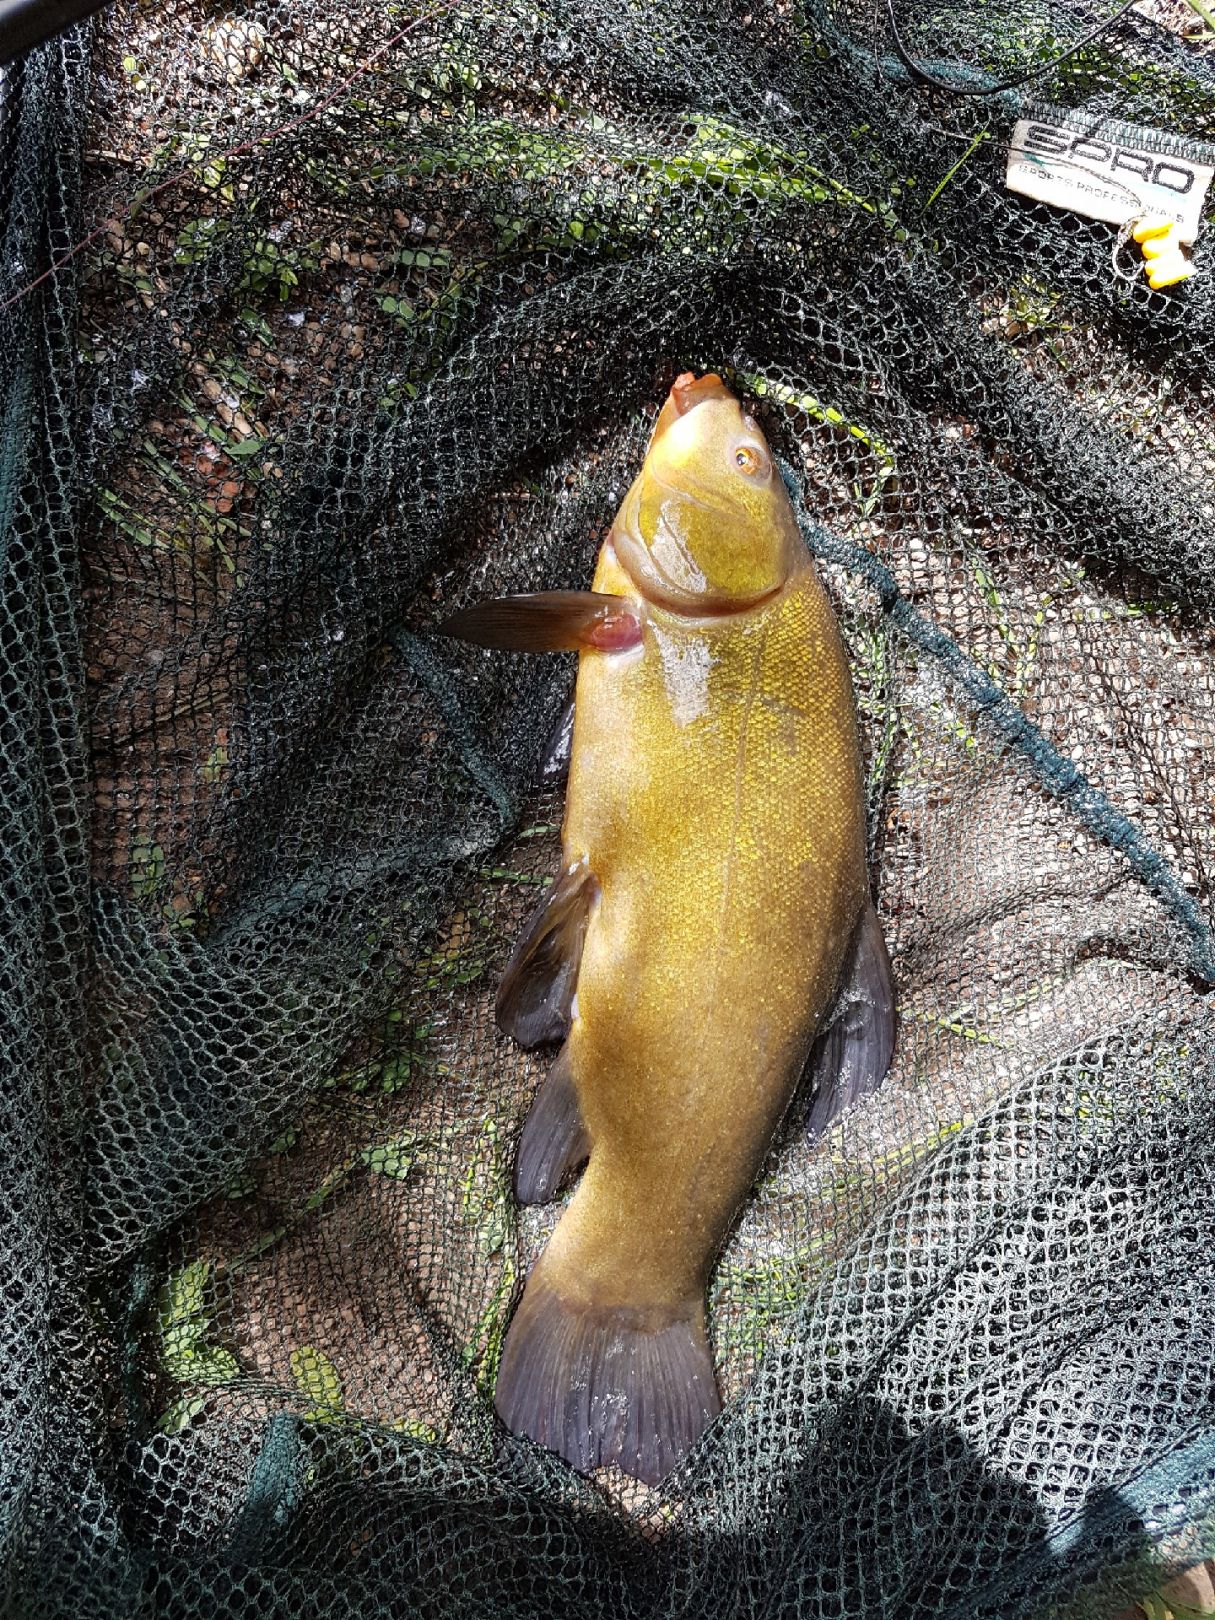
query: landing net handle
0 0 112 65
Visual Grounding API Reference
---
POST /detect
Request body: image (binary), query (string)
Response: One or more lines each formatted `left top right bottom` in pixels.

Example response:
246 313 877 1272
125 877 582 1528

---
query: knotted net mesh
2 0 1214 1614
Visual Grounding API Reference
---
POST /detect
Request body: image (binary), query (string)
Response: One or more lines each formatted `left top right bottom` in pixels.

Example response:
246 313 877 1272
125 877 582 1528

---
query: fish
441 371 895 1485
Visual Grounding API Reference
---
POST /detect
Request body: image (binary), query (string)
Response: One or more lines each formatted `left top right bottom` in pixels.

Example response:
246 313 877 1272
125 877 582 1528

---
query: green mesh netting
3 0 1215 1614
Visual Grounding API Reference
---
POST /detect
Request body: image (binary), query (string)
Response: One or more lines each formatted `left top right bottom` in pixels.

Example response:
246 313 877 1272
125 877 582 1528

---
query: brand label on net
1007 110 1215 242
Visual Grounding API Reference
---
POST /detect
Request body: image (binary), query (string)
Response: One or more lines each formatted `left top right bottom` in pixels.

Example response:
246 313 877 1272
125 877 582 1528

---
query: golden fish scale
541 544 867 1322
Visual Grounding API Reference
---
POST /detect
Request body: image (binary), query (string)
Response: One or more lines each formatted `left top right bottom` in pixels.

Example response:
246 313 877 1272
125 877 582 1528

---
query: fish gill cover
1 0 1214 1615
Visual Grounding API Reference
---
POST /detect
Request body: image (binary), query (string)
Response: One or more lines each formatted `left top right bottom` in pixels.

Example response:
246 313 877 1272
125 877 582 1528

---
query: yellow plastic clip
1146 258 1196 289
1130 216 1195 290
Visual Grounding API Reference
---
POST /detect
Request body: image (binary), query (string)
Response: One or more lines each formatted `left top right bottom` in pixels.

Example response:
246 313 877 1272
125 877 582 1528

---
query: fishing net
3 0 1215 1613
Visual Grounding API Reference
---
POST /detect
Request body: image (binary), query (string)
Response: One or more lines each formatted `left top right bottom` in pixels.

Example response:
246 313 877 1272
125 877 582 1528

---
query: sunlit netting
2 0 1215 1614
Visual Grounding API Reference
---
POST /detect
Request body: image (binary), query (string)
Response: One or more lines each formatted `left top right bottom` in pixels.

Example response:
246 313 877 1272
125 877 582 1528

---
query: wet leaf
291 1346 345 1421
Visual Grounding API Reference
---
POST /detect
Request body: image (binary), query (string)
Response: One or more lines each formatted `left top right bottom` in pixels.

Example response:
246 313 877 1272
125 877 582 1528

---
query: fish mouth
649 370 736 448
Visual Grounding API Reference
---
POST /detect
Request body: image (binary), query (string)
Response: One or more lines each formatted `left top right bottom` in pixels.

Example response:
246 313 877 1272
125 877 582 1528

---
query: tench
442 372 895 1484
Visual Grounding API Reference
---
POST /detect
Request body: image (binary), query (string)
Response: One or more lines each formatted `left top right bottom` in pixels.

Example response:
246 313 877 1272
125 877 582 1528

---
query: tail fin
494 1268 720 1485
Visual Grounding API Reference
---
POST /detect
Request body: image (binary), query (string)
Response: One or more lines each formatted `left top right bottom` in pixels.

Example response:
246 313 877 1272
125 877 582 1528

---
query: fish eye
734 445 762 475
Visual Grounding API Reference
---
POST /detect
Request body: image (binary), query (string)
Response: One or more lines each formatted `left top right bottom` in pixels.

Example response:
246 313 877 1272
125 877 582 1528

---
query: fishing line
883 0 1138 98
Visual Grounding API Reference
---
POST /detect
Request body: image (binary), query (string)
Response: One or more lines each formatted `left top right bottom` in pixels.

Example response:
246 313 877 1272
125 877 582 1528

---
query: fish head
612 372 804 615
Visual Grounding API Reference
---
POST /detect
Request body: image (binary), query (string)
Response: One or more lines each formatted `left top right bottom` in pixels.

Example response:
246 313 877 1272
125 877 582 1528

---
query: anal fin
496 860 597 1050
804 900 896 1139
516 1046 590 1205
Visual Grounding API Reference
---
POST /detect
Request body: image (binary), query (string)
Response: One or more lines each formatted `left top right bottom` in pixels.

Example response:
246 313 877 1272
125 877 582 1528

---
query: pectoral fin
515 1045 590 1204
496 861 598 1049
440 592 642 653
804 901 896 1139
